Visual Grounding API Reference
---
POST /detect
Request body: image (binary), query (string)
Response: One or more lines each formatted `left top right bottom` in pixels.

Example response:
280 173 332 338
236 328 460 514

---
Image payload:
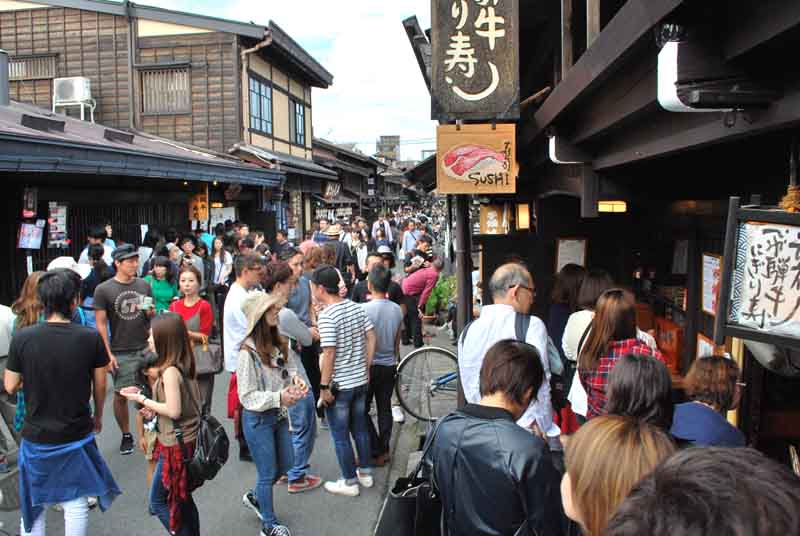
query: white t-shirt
457 304 559 436
223 283 253 372
318 299 374 390
0 305 14 357
78 244 114 266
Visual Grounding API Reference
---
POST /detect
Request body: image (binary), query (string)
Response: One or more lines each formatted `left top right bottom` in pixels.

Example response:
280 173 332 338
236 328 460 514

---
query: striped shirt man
318 300 374 389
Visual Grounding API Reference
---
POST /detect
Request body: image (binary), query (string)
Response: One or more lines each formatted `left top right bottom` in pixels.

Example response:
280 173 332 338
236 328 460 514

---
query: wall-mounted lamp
598 200 627 213
210 202 224 209
182 181 189 186
213 180 219 186
516 203 531 230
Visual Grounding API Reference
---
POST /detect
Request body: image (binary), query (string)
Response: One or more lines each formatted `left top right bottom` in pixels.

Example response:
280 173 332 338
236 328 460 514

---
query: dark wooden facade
0 6 131 127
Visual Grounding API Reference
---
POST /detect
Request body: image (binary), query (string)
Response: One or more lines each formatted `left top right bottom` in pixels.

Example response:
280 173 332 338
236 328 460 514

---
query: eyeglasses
513 284 536 297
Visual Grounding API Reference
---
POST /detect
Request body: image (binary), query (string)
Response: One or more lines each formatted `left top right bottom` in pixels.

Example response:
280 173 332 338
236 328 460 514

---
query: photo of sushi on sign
436 123 517 194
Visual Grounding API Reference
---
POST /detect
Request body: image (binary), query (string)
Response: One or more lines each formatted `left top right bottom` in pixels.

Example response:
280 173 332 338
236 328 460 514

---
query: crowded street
2 1 800 536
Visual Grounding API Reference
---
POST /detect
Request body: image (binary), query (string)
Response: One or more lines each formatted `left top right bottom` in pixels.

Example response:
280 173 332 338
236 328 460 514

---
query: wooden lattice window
9 55 57 81
141 67 191 114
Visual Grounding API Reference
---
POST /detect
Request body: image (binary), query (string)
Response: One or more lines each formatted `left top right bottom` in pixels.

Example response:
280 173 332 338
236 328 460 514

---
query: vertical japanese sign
431 0 519 121
729 223 800 338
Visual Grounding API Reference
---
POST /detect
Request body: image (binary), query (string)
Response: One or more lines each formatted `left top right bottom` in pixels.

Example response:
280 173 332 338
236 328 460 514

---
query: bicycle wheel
395 346 459 422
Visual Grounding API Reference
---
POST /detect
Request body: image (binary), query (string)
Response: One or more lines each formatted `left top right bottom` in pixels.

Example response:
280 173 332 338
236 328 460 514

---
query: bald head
489 263 534 313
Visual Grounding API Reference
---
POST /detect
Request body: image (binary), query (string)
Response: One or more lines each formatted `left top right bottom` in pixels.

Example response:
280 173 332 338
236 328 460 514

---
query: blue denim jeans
287 391 317 482
325 384 373 482
242 409 294 529
150 456 200 536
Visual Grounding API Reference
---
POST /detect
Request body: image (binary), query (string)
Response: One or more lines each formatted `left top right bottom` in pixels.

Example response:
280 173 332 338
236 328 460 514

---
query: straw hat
324 224 343 237
241 291 286 338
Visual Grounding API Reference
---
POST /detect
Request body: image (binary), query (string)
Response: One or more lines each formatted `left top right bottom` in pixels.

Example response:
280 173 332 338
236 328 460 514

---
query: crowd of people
1 210 448 536
424 261 800 536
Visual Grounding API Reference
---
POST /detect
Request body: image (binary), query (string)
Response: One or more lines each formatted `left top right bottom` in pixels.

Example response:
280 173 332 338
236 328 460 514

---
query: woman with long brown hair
237 292 307 536
10 271 44 433
561 415 676 536
120 313 201 536
578 289 665 420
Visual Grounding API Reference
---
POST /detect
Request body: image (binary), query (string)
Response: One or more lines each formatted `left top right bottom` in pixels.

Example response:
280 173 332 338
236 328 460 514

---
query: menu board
702 253 722 316
47 202 69 248
18 221 44 250
556 238 587 273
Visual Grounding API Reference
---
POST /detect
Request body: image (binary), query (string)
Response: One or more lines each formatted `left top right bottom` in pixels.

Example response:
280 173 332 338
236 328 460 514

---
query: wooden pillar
684 225 700 372
455 194 472 408
587 0 601 48
561 0 573 80
581 166 599 218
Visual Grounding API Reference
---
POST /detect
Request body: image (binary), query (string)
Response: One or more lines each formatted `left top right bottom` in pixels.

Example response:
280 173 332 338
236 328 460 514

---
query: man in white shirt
371 214 393 243
458 263 560 444
77 225 114 266
223 253 264 462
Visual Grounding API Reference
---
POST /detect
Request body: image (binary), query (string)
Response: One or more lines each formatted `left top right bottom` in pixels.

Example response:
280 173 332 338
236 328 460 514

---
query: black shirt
7 322 109 443
351 280 405 306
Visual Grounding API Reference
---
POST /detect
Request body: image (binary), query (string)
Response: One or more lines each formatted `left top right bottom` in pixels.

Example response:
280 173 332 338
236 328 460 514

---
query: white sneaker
324 479 360 497
357 470 374 488
392 406 405 423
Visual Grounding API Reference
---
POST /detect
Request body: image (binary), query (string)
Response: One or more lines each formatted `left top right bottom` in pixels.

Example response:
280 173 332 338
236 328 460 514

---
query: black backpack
459 312 530 346
174 378 230 484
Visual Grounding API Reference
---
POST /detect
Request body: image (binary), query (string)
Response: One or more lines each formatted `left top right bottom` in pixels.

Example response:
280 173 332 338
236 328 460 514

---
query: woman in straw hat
237 292 308 536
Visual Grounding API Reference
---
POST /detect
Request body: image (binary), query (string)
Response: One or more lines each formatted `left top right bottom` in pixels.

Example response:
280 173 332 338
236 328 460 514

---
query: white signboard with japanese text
729 222 800 338
431 0 519 121
702 253 722 316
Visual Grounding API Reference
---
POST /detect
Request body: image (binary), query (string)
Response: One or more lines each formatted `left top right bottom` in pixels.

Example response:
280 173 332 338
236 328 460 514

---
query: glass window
248 75 272 135
293 100 305 145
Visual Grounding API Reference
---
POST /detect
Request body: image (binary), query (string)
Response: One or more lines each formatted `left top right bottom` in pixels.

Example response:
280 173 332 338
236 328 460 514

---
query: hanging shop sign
479 204 508 235
436 123 516 194
324 181 341 200
431 0 519 121
22 187 38 218
189 189 209 222
18 220 44 250
715 197 800 348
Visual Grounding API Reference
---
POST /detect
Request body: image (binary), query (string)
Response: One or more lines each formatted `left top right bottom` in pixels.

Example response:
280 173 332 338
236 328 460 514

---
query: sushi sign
431 0 519 121
436 123 517 194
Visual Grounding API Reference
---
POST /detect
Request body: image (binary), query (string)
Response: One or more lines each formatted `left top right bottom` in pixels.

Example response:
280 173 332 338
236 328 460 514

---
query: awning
230 143 337 180
0 102 284 187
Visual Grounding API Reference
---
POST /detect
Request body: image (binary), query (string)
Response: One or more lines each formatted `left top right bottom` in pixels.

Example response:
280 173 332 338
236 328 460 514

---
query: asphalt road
0 370 393 536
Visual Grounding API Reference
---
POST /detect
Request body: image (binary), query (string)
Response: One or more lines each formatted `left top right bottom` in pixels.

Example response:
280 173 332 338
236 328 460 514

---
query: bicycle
394 345 459 422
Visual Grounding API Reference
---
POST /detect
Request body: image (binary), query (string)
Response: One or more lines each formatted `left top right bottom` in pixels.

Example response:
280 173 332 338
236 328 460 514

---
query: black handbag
375 420 444 536
174 376 230 484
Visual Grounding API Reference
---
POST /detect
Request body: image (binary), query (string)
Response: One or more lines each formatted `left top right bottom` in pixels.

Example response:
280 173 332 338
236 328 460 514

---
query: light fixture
210 202 224 209
598 200 627 213
183 181 189 186
516 203 530 230
213 180 218 186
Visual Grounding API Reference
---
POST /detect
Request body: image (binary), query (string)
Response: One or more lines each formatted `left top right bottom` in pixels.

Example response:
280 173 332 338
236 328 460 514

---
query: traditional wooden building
0 0 334 234
408 0 800 461
312 138 381 222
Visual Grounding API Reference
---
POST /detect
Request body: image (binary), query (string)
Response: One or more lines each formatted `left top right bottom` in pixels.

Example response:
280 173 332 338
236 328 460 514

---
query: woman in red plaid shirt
578 289 665 420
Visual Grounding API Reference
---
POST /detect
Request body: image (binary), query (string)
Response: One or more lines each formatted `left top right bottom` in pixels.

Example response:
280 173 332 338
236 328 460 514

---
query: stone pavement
0 328 457 536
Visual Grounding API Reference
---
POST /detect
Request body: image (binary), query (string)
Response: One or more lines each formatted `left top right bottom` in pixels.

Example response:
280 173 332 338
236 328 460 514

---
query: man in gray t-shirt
93 244 154 455
361 265 403 463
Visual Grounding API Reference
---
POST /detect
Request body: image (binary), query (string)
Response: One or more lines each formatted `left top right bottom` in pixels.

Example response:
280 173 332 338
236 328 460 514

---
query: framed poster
479 204 508 235
702 253 722 316
697 333 724 358
18 222 43 250
556 238 587 273
47 202 69 248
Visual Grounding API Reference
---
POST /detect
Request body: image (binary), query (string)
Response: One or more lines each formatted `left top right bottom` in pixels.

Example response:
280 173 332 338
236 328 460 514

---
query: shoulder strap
415 417 447 478
515 313 531 342
576 321 593 363
458 319 476 347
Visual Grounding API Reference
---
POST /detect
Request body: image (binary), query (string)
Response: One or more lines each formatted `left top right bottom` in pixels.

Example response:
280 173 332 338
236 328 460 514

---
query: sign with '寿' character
431 0 519 121
436 123 516 194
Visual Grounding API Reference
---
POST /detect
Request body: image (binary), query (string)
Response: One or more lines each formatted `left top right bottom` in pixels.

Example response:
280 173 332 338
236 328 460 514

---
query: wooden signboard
189 191 209 222
701 253 722 316
715 197 800 348
431 0 520 121
436 123 517 194
655 316 683 374
555 238 587 273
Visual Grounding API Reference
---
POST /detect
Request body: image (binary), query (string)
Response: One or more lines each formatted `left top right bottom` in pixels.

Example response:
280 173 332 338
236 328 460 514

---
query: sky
147 0 437 161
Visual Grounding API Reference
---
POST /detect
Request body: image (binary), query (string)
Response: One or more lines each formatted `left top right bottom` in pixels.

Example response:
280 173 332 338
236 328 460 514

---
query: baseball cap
112 244 139 262
311 265 340 293
47 256 91 279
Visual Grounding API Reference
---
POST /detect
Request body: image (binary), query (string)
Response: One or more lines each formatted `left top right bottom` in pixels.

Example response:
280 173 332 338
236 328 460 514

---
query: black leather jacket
423 405 566 536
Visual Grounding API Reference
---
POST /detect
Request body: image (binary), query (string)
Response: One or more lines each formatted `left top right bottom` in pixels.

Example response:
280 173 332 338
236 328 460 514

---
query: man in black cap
94 244 154 455
311 265 376 497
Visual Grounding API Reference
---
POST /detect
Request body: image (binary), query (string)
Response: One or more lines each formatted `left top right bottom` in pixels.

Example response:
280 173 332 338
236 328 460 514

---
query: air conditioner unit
54 77 91 104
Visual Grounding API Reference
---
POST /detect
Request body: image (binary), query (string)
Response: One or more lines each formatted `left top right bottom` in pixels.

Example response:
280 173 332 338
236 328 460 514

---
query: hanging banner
431 0 520 121
436 123 516 194
47 202 69 249
189 191 209 222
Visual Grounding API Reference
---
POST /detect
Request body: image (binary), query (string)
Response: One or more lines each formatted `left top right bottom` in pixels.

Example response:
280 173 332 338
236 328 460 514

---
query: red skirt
227 373 244 440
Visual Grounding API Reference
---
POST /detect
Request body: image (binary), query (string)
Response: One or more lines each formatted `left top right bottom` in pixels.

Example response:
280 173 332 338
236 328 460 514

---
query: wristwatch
320 384 330 391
